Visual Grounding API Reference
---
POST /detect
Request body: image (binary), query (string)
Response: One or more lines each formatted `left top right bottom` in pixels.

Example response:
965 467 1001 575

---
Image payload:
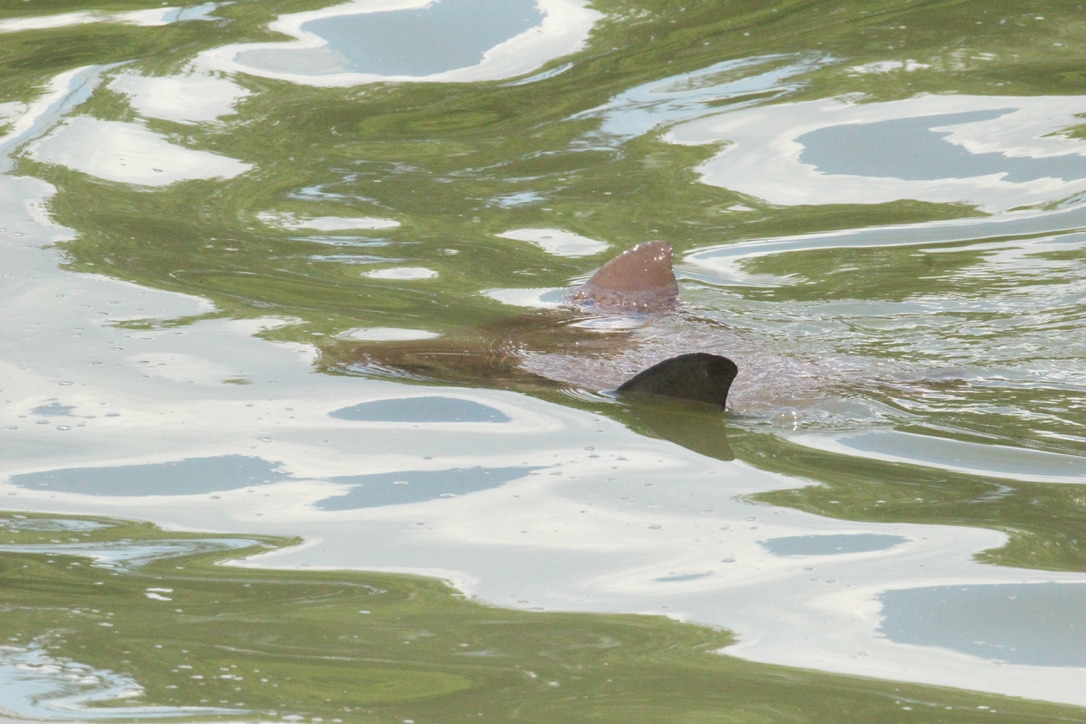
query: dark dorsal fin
616 353 738 407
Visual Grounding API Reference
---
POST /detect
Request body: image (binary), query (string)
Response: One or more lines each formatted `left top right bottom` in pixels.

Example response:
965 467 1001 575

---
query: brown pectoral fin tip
616 353 739 407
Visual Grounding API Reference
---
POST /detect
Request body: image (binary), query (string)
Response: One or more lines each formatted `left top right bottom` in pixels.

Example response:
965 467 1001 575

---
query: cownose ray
328 240 739 408
562 240 738 406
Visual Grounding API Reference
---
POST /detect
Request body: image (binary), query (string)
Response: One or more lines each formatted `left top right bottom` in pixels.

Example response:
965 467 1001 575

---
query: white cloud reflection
0 3 218 33
667 95 1086 213
258 211 401 231
497 227 608 257
27 117 251 186
3 163 1086 705
4 66 1086 715
110 71 250 125
0 641 238 720
196 0 602 86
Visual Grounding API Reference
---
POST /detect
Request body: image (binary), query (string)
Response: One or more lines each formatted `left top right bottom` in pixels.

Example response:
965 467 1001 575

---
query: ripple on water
667 94 1086 213
880 583 1086 667
196 0 602 86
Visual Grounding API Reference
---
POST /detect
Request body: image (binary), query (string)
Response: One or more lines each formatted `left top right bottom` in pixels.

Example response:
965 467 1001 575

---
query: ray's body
325 241 823 410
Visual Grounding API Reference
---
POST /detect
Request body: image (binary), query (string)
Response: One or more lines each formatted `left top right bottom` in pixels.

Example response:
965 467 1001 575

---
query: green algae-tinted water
3 0 1086 719
0 511 1080 722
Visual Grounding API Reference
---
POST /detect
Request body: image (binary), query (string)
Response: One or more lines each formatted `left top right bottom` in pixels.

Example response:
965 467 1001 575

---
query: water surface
2 0 1086 720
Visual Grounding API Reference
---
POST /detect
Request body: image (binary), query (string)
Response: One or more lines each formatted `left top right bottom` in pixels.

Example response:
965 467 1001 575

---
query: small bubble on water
771 407 801 429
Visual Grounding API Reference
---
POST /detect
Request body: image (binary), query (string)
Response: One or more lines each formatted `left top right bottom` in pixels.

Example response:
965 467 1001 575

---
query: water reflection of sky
331 396 511 422
5 107 1086 708
28 116 251 186
198 0 602 86
797 109 1086 183
0 643 238 721
0 2 217 33
11 455 290 496
574 54 833 145
110 70 250 125
497 227 608 257
0 538 259 571
0 531 258 719
760 533 908 557
299 0 541 76
318 465 541 509
667 95 1086 212
798 430 1086 484
3 25 1086 714
881 583 1086 668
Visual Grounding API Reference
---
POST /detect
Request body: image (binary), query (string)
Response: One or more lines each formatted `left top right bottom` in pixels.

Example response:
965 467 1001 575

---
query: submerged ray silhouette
325 241 739 407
